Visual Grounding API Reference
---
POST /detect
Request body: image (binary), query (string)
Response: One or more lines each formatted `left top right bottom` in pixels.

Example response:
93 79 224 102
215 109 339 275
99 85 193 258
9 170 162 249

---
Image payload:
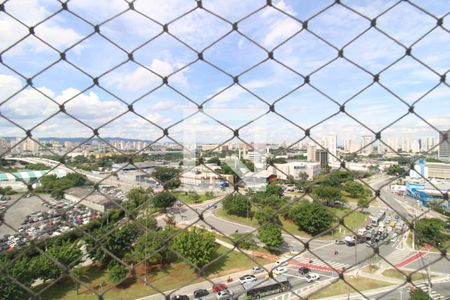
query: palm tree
72 266 88 295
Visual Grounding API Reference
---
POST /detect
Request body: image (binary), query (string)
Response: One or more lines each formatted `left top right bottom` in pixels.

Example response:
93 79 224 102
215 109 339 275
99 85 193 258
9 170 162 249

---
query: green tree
31 241 82 281
326 170 353 186
289 201 334 235
343 181 365 198
172 228 216 268
0 257 34 300
222 194 251 217
231 232 258 250
85 223 140 265
265 183 283 198
128 229 176 265
206 157 221 165
410 287 430 300
415 218 446 247
72 266 88 295
107 263 128 284
240 158 255 172
26 163 48 170
152 167 181 189
357 198 370 210
312 184 342 206
152 191 177 208
126 188 151 210
0 186 17 195
64 173 87 186
255 206 281 225
386 164 408 177
258 223 284 249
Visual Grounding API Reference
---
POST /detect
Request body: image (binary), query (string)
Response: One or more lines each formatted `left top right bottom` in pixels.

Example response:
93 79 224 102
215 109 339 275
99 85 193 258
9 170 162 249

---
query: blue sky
0 0 449 146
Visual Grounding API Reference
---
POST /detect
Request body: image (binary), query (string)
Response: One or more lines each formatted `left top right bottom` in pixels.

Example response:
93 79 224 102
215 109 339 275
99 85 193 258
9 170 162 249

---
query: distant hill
2 137 153 143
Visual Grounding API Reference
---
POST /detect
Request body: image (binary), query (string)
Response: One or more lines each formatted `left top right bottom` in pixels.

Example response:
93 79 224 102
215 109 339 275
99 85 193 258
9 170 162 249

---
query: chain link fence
0 0 449 299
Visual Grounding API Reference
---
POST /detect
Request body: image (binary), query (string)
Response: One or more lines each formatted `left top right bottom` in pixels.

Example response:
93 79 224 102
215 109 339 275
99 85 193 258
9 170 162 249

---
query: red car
212 283 227 292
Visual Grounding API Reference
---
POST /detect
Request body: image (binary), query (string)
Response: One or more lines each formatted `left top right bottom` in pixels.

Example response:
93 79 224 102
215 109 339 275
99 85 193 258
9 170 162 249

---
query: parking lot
0 193 105 252
0 194 50 236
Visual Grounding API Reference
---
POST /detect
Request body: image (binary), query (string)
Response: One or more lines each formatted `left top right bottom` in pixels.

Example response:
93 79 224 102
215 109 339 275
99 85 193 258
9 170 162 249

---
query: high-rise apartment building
401 137 411 153
423 136 435 152
438 130 450 160
14 137 40 154
344 138 352 152
361 135 374 155
322 135 337 162
315 149 329 167
307 145 317 161
0 137 8 156
386 137 398 153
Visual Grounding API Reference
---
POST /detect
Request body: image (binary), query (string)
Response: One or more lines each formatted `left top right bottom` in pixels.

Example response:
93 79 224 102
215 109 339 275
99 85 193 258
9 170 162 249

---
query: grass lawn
216 208 259 227
216 208 368 239
382 269 434 282
173 191 215 204
329 208 369 238
35 245 271 300
310 276 392 299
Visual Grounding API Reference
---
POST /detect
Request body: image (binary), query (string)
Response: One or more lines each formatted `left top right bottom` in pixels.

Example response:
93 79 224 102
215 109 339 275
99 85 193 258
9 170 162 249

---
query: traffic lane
405 253 450 275
379 188 412 221
430 281 450 298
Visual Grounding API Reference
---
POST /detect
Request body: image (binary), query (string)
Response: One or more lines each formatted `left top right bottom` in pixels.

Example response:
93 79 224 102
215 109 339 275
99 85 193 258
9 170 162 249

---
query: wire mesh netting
0 0 449 299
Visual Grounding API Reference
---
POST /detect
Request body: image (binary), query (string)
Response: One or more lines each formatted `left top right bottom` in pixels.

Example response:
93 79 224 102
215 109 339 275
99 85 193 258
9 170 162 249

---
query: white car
305 273 320 283
251 266 264 274
239 274 257 284
390 233 398 242
216 289 234 300
273 267 287 275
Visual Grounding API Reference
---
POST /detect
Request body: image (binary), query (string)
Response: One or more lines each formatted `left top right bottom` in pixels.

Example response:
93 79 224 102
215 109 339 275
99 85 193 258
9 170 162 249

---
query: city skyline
0 0 449 143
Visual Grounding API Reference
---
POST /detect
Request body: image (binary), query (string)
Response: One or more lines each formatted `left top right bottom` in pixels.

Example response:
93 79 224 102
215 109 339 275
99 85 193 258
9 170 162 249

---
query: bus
243 278 291 300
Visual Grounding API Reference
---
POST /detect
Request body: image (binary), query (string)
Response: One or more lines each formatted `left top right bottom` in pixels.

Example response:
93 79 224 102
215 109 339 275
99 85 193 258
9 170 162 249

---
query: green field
173 191 215 204
310 276 392 299
35 245 270 300
216 207 368 239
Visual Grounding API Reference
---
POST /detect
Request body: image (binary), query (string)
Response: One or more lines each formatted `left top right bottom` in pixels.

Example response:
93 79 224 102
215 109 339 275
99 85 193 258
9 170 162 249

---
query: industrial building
64 187 122 212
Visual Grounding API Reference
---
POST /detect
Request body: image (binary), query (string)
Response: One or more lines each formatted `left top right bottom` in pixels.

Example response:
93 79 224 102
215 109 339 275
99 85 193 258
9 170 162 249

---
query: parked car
212 283 228 293
298 267 310 275
216 289 234 300
335 239 345 245
273 267 287 275
172 295 189 300
305 273 320 283
251 266 264 274
193 289 209 298
239 274 257 284
390 233 398 242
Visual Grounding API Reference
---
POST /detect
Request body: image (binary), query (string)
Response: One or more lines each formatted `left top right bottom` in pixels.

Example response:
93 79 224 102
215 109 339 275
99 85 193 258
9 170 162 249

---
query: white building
322 135 337 162
401 137 411 153
423 136 435 152
307 145 317 161
361 135 374 155
0 137 8 156
386 137 398 153
344 139 352 152
270 161 321 180
13 137 40 154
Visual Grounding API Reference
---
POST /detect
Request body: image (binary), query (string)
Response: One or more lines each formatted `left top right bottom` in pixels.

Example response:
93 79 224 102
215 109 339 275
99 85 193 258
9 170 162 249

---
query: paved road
139 263 333 300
